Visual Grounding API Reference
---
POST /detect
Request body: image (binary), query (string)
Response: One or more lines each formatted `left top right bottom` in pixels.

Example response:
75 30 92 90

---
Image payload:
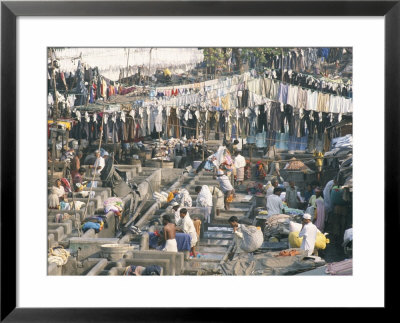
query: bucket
100 244 131 261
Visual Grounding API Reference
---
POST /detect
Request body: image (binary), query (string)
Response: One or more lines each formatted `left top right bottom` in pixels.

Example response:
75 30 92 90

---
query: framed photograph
1 0 395 320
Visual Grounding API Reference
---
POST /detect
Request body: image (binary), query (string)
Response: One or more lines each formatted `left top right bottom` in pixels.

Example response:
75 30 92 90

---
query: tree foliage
202 47 288 74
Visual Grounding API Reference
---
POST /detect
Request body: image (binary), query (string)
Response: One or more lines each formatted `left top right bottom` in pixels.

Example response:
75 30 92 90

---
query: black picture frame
1 0 395 321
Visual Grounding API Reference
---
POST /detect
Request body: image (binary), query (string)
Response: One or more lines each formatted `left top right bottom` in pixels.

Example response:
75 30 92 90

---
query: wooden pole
126 48 130 78
158 130 163 168
51 131 56 179
65 130 70 154
165 114 169 140
203 116 208 161
281 48 284 82
51 52 58 121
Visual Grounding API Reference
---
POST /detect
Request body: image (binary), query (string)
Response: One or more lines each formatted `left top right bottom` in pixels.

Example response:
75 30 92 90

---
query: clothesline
53 70 353 116
264 67 353 86
153 70 352 98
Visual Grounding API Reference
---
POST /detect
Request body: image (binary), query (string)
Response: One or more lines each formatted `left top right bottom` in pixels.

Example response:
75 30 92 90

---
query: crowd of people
49 137 351 261
48 148 109 210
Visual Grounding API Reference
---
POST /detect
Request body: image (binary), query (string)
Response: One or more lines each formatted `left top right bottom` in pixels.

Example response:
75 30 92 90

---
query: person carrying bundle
216 169 235 210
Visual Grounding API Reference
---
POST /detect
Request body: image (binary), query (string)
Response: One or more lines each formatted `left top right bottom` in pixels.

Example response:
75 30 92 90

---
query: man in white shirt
91 150 105 175
88 150 105 188
266 187 284 217
195 185 213 225
176 208 198 258
265 178 279 205
233 151 246 186
170 201 189 226
216 170 235 210
299 213 318 256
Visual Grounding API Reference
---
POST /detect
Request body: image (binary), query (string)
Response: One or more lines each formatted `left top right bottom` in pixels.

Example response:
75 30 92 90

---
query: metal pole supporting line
126 48 130 78
51 130 56 179
51 48 59 121
68 169 82 237
158 130 163 168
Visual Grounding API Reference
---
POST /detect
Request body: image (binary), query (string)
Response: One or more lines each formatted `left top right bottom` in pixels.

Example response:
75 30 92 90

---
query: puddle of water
198 246 228 253
207 227 233 232
200 239 231 246
204 232 233 239
195 253 224 260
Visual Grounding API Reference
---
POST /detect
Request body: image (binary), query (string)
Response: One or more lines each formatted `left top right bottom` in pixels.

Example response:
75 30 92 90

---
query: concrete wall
48 262 62 275
125 250 184 276
48 205 94 222
96 211 117 238
68 237 120 260
136 168 162 198
122 258 169 276
160 168 184 185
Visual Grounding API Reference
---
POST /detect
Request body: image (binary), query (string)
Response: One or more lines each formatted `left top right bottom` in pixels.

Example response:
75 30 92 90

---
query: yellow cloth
167 192 175 203
288 231 328 250
317 93 330 112
48 120 72 130
101 79 107 98
193 219 201 239
164 68 171 77
314 152 324 167
221 95 229 110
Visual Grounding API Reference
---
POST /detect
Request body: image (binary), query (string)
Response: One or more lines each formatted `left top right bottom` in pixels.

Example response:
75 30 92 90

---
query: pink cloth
314 198 326 232
326 259 352 275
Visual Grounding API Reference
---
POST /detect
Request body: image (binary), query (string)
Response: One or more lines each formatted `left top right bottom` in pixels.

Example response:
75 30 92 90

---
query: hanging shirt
299 222 318 256
297 88 308 109
266 194 284 216
221 95 230 110
287 85 298 107
342 98 353 114
307 90 318 111
196 185 213 207
329 95 341 113
317 93 330 112
277 83 289 104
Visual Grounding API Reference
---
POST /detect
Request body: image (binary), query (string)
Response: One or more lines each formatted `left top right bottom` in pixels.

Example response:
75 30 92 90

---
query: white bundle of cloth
196 185 213 207
153 191 168 203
